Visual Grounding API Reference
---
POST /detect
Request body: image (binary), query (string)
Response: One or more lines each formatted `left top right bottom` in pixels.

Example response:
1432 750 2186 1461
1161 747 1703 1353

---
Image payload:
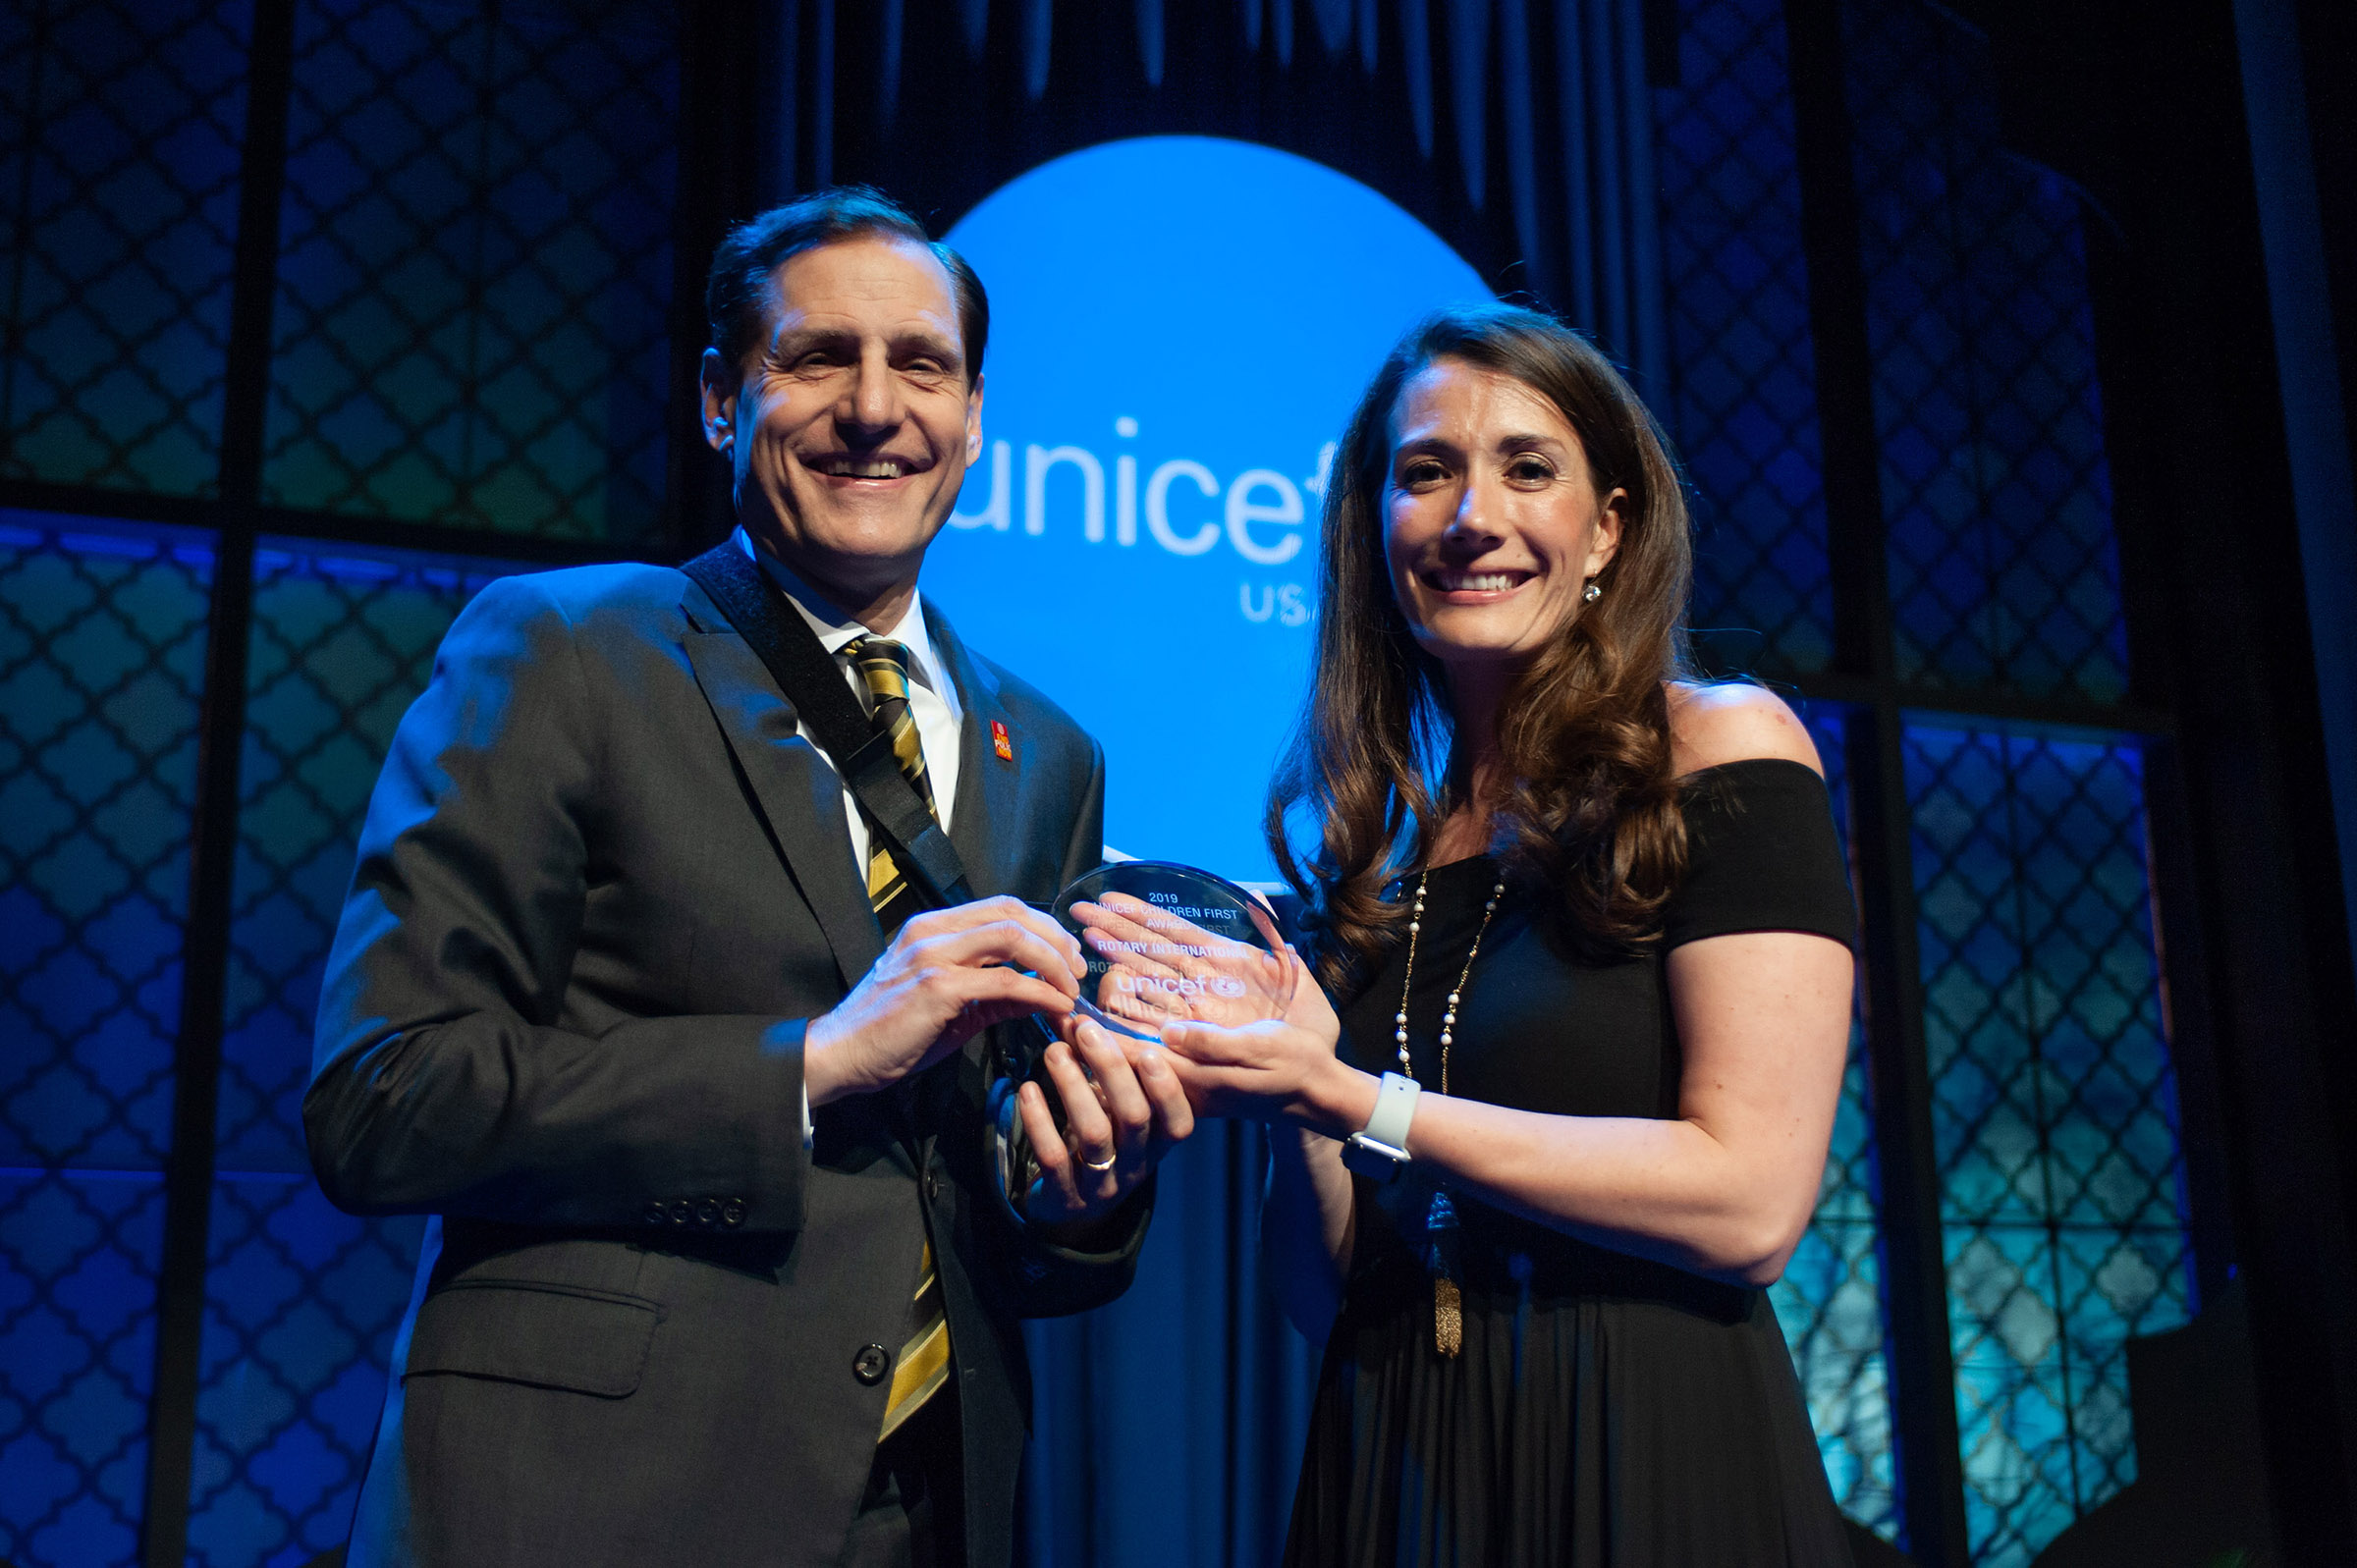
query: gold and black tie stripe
844 636 935 938
842 636 952 1439
878 1239 951 1442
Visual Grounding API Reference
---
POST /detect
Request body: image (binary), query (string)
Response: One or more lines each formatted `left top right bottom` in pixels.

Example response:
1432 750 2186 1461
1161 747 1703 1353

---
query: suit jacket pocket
404 1279 659 1398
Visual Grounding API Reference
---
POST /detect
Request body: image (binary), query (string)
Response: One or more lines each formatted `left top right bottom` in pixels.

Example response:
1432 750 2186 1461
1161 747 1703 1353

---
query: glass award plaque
1051 861 1295 1042
986 861 1293 1222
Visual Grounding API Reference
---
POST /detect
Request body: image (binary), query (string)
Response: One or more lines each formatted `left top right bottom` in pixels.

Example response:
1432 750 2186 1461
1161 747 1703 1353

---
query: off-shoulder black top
1284 758 1861 1568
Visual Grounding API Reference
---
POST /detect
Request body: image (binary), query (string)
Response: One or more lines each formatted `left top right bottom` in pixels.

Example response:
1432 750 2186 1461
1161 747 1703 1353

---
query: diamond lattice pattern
0 0 250 495
1846 0 2127 702
1654 0 1835 677
258 0 681 541
1909 724 2190 1567
1764 706 1896 1538
0 515 213 1568
186 541 522 1568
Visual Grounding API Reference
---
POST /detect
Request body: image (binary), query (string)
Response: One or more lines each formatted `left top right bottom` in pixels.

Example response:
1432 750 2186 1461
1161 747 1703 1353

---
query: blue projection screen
928 136 1489 881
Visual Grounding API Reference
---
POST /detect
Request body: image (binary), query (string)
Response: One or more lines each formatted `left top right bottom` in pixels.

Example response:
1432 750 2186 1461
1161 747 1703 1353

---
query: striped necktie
844 636 936 938
843 635 952 1440
879 1239 950 1442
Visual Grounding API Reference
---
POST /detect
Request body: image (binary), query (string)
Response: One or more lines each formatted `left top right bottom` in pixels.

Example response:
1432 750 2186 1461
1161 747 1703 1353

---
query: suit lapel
679 583 884 993
927 601 1021 899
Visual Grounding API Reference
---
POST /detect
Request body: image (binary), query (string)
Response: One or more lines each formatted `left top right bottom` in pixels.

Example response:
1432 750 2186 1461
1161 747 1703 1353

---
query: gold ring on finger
1080 1149 1119 1172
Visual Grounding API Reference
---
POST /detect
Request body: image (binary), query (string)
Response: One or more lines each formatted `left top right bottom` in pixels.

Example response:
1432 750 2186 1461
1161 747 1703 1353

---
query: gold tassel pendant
1425 1186 1463 1358
1434 1275 1462 1358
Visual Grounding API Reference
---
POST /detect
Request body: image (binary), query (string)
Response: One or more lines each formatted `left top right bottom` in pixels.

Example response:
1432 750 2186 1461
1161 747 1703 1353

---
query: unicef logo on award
925 136 1487 879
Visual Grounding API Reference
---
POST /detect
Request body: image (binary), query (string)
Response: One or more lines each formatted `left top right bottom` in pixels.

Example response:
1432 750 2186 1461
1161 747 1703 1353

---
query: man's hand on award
804 896 1090 1107
1013 1016 1195 1222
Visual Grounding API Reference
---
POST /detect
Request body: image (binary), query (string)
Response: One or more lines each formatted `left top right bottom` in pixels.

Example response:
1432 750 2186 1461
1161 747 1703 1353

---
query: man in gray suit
307 187 1193 1567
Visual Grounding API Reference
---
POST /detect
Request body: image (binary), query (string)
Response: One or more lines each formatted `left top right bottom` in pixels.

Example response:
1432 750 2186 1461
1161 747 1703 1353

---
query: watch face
1052 860 1295 1043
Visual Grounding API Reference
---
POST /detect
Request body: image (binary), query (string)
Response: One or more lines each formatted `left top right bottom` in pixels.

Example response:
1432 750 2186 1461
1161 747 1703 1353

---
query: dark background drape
1019 1124 1320 1567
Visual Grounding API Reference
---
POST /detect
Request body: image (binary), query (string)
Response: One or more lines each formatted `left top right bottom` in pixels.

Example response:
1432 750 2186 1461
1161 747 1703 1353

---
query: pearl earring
1582 581 1602 603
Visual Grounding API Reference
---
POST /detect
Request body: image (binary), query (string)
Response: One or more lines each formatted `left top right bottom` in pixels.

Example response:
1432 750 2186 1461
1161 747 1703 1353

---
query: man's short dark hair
704 186 990 383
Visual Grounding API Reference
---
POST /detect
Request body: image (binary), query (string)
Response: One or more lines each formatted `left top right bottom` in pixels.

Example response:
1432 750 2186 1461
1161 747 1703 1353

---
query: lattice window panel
1653 0 1835 677
187 541 523 1568
189 1184 423 1568
258 0 681 540
1908 724 2190 1567
0 515 213 1568
0 0 250 495
1765 705 1896 1538
1846 0 2128 703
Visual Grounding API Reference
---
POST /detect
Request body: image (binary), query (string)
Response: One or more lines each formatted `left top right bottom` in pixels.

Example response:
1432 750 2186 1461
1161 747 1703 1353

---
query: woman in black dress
1155 303 1859 1565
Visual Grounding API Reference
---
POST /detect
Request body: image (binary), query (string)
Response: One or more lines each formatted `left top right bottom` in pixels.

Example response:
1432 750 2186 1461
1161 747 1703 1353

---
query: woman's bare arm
1383 929 1852 1283
1191 684 1853 1288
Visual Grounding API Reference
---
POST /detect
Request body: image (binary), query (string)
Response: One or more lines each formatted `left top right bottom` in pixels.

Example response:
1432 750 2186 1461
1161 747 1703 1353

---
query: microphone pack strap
681 544 974 911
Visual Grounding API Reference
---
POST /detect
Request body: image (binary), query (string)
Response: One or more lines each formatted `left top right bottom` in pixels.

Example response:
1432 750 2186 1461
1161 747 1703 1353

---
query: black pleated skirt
1283 1235 1855 1568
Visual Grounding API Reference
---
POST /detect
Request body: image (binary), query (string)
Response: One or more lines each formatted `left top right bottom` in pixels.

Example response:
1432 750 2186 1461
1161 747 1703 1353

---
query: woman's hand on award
1157 949 1375 1135
804 896 1086 1108
1012 861 1294 1223
1067 892 1295 1034
1015 1014 1196 1222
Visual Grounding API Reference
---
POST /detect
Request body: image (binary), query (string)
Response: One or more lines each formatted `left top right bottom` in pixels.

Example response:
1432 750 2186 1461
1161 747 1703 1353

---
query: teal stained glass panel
1846 1 2127 703
259 0 681 540
188 539 525 1568
0 514 212 1568
1654 0 1835 676
1766 706 1895 1538
0 1 250 494
1909 723 2191 1566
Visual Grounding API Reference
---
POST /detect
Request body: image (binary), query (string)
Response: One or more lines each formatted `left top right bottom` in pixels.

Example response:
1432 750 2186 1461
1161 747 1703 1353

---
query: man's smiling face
700 234 983 619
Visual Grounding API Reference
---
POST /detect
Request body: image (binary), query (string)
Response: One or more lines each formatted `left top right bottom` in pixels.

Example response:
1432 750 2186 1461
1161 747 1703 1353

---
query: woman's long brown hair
1267 303 1696 993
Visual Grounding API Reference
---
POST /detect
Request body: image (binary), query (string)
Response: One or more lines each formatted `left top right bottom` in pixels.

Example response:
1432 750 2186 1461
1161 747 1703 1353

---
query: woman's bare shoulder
1666 681 1825 778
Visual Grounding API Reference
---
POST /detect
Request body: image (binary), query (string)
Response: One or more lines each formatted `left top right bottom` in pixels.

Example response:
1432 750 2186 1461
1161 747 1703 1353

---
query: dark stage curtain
1018 1121 1322 1567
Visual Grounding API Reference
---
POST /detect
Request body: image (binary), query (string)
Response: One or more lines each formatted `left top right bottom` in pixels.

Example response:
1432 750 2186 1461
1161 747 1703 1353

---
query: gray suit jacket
306 562 1144 1567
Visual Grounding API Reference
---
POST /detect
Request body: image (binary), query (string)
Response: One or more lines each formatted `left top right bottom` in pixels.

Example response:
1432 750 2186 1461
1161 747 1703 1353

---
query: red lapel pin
991 720 1014 762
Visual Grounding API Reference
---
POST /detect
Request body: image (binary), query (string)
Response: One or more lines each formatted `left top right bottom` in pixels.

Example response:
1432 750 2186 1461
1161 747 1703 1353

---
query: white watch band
1357 1071 1420 1155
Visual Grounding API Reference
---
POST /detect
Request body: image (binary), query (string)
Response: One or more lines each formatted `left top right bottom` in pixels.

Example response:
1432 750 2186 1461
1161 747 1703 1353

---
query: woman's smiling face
1382 356 1624 676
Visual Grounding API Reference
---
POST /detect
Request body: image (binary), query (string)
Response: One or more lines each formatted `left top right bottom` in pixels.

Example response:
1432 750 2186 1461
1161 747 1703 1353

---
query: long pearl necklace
1394 867 1508 1095
1391 863 1507 1360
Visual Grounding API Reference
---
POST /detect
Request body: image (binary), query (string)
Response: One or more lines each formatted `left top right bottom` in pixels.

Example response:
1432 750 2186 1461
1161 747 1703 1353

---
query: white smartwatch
1341 1071 1421 1182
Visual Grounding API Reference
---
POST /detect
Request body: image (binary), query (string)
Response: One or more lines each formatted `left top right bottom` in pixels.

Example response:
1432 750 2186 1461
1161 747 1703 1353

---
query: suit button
643 1201 667 1225
852 1344 892 1385
924 1172 940 1203
695 1198 719 1227
669 1200 693 1224
721 1199 746 1227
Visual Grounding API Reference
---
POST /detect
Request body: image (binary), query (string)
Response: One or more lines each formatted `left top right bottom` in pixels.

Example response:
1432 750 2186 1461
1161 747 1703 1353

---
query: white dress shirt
733 529 966 1149
733 527 964 873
